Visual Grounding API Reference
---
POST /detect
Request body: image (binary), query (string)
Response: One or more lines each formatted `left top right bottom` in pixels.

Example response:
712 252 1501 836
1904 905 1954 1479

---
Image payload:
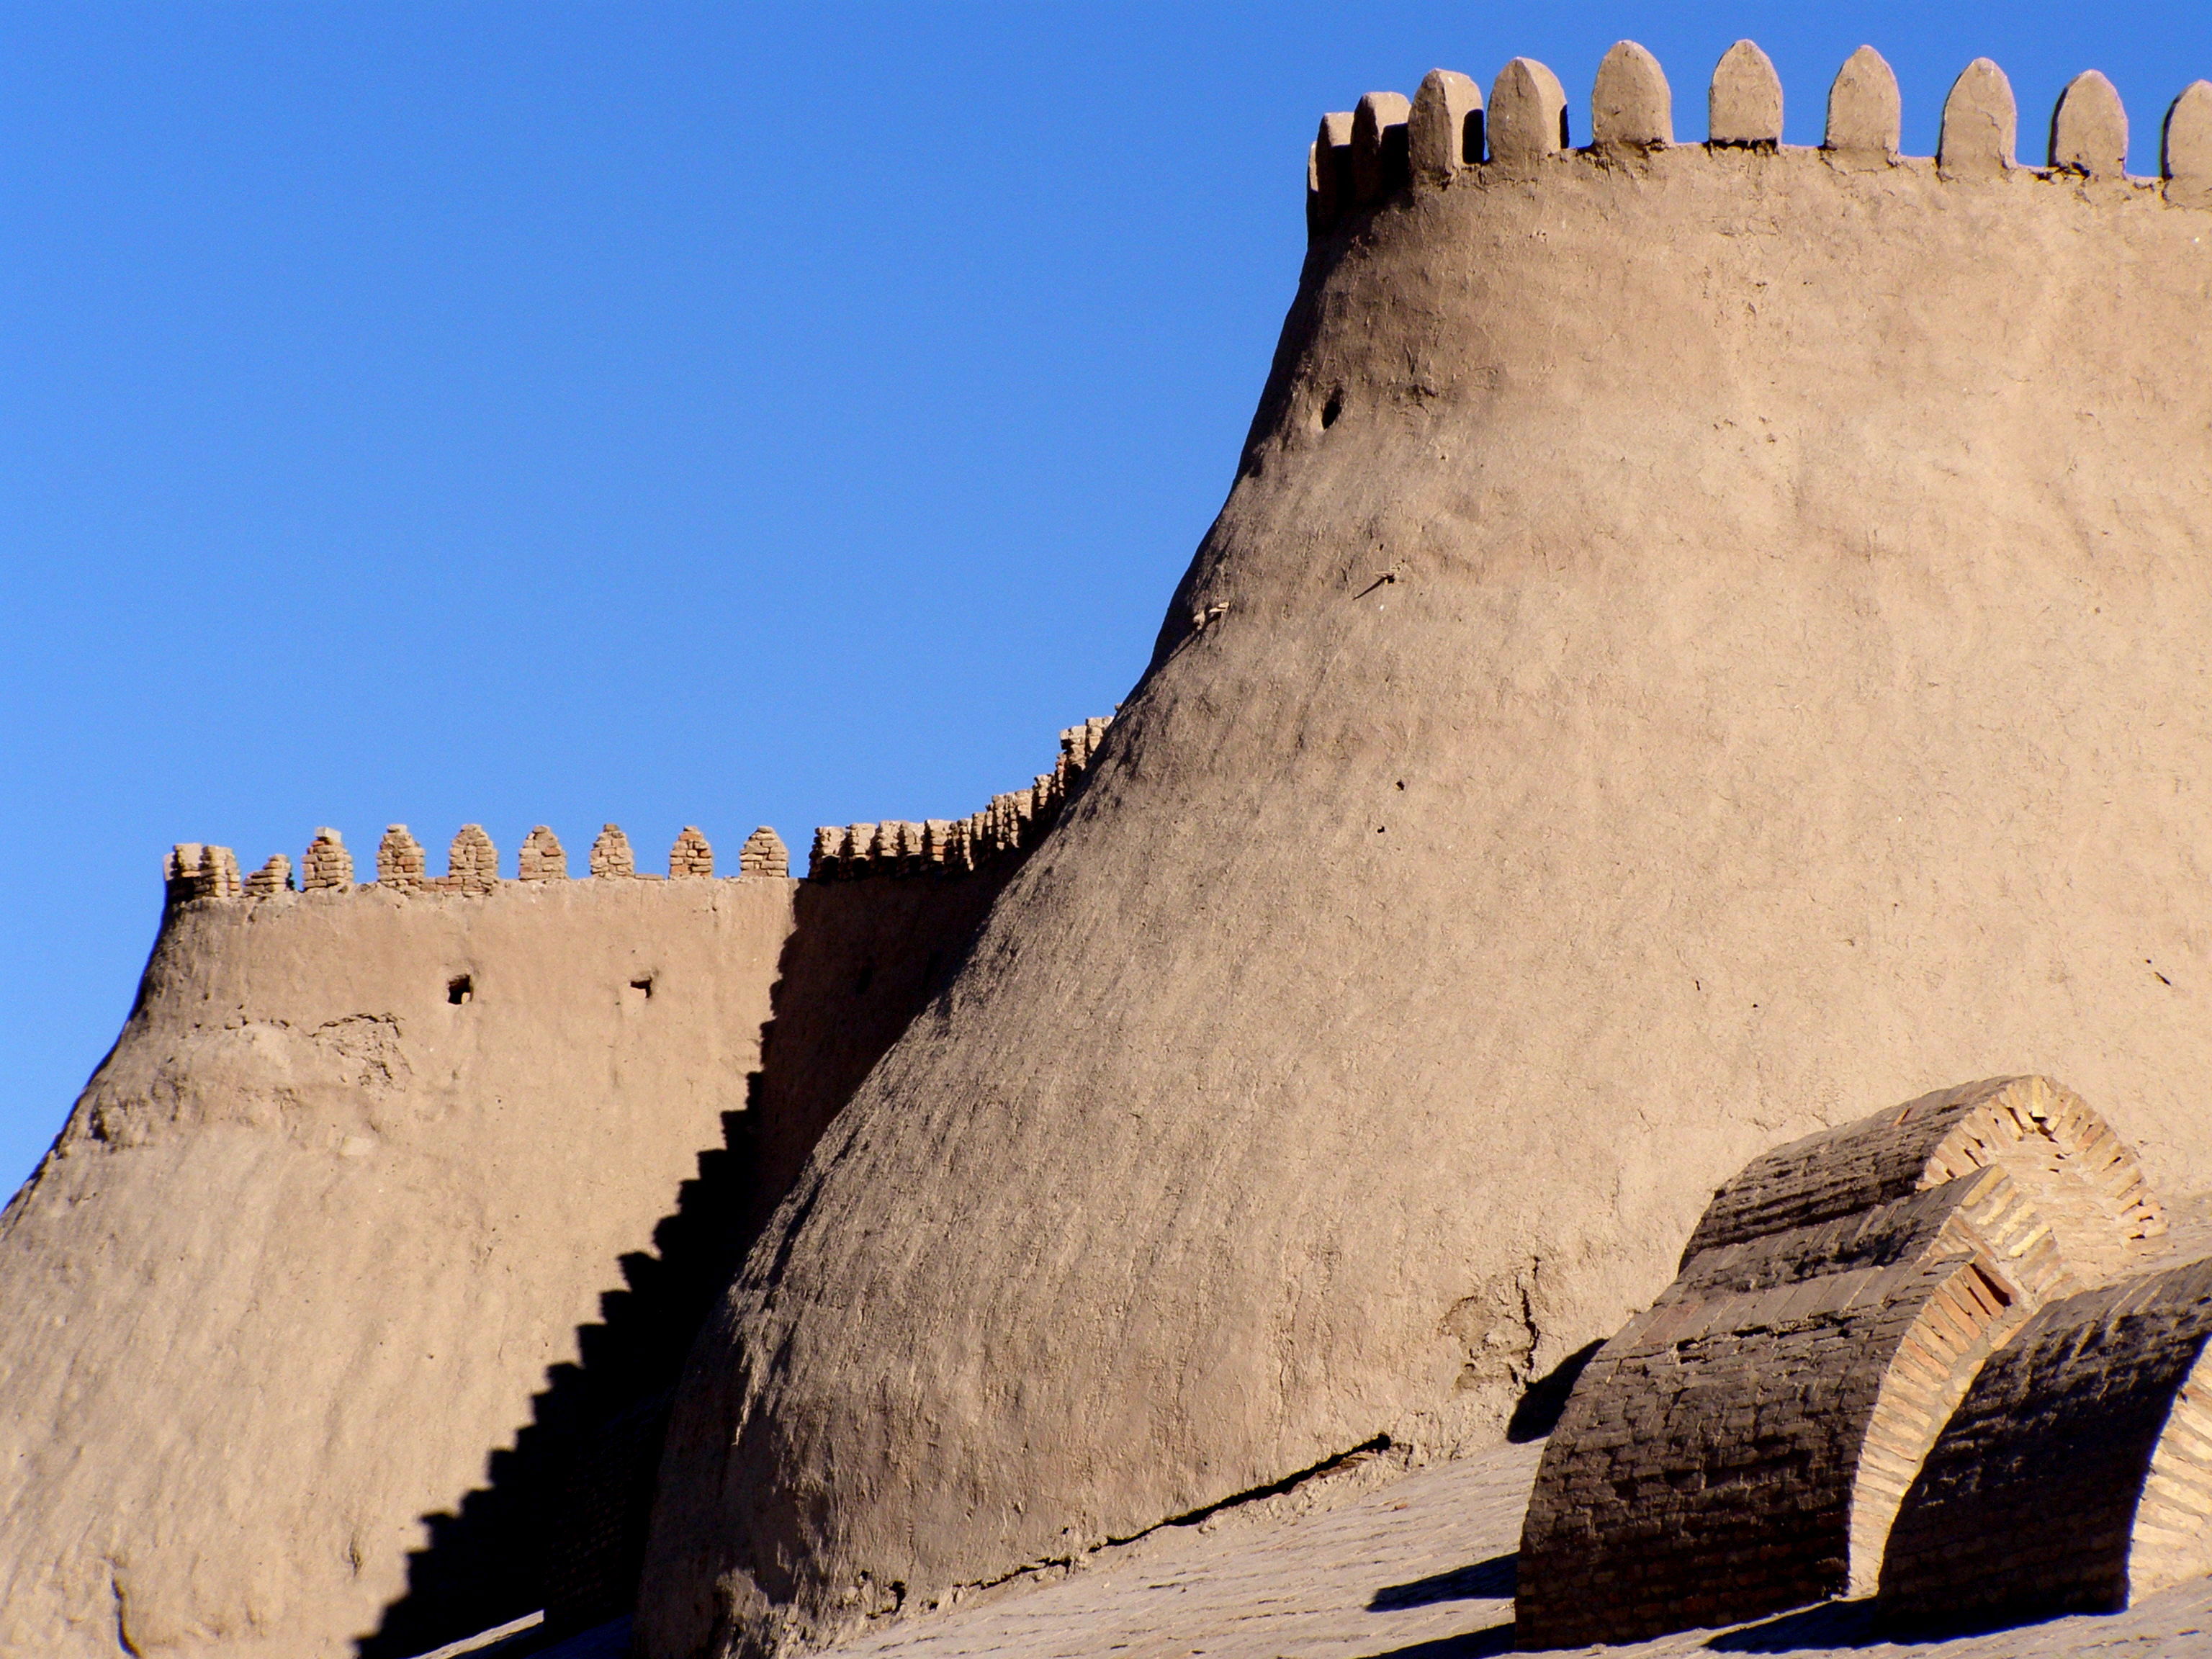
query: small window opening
447 975 473 1005
1462 109 1486 166
629 976 655 999
1321 390 1344 428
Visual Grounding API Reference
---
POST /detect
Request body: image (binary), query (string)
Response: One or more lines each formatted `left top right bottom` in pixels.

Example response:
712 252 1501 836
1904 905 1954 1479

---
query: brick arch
1685 1076 2164 1277
1518 1079 2167 1650
2130 1344 2212 1599
1844 1256 2021 1596
1920 1076 2167 1286
1879 1257 2212 1627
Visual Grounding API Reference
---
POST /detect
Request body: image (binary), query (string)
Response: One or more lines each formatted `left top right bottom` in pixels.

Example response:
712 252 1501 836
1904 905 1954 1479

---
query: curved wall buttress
642 35 2212 1657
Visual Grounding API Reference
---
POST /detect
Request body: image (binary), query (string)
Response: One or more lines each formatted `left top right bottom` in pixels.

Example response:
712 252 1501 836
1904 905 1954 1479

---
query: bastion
639 38 2212 1659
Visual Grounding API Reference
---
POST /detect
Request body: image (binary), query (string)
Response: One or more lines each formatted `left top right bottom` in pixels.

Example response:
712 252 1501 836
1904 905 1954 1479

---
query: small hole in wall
447 975 472 1005
853 962 875 996
629 976 654 999
1321 390 1344 428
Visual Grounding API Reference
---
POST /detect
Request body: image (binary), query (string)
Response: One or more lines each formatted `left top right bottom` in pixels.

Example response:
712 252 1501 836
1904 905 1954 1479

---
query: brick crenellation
162 822 795 901
808 715 1112 883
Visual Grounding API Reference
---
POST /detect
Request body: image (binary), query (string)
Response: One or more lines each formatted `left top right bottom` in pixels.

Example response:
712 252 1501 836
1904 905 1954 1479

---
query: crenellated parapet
163 842 241 903
667 827 714 879
448 824 498 896
163 821 793 904
737 827 788 878
302 828 352 891
377 825 428 891
1307 40 2212 240
518 826 567 881
590 824 634 878
807 715 1112 881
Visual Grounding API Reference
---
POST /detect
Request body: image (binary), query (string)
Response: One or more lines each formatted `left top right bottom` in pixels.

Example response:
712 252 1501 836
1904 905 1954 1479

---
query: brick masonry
1517 1077 2172 1648
1880 1254 2212 1627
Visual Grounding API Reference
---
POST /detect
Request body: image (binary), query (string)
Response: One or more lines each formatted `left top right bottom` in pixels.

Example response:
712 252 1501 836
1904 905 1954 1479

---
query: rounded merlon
378 824 428 891
518 824 568 881
1486 57 1567 166
2163 81 2212 206
1825 45 1900 161
739 826 789 879
1941 57 2018 178
1307 111 1354 238
447 824 499 894
668 825 714 879
1350 91 1411 205
302 827 353 892
2051 70 2128 177
1709 39 1781 148
589 822 635 878
1408 69 1482 181
1591 41 1671 153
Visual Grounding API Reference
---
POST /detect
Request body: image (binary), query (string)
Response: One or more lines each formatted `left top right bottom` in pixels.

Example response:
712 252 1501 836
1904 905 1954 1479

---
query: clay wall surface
745 872 1018 1215
0 743 1092 1655
0 871 794 1659
642 47 2212 1659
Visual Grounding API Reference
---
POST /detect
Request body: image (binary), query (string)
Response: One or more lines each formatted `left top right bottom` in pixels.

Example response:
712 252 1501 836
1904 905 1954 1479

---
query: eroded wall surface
0 876 793 1658
643 62 2212 1659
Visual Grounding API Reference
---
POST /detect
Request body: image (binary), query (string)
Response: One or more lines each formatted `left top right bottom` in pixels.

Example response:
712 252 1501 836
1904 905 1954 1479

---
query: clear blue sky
4 1 2208 1191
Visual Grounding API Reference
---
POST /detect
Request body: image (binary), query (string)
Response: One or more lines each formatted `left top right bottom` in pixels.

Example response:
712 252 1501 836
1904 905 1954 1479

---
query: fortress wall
645 44 2212 1658
742 719 1115 1222
0 721 1105 1655
0 868 797 1659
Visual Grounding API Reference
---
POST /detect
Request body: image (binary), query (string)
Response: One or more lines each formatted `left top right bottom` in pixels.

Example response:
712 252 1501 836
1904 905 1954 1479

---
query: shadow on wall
354 1095 763 1658
1505 1341 1602 1444
745 868 1017 1208
356 866 1020 1657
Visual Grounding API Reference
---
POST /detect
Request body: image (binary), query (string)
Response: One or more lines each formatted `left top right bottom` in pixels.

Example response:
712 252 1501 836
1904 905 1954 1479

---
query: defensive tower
640 40 2212 1658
